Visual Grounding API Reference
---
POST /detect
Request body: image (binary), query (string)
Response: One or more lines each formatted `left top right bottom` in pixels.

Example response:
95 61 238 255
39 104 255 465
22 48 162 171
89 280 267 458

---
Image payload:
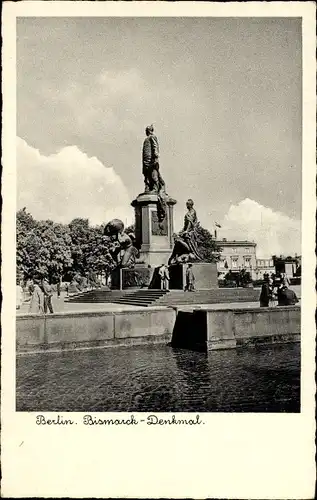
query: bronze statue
168 199 202 265
142 124 166 222
104 219 138 268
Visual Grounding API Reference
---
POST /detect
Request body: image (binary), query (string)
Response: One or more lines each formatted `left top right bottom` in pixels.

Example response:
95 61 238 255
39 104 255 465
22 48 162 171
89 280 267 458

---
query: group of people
259 273 299 307
158 263 195 292
16 278 55 314
29 278 54 314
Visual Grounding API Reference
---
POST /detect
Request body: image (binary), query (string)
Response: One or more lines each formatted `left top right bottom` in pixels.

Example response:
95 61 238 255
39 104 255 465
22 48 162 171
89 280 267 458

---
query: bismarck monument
131 124 176 268
107 124 218 290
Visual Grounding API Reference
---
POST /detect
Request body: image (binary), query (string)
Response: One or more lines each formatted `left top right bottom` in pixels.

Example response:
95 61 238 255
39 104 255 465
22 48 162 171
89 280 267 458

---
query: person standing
281 272 291 288
42 278 54 314
163 264 170 291
56 280 61 299
185 263 195 292
29 279 44 314
16 280 23 310
259 275 272 307
159 264 170 290
268 277 276 306
277 285 299 306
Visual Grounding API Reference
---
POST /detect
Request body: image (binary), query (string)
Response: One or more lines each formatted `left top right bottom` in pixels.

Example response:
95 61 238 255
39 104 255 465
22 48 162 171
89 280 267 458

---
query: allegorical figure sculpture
104 219 139 268
142 124 166 222
168 199 202 265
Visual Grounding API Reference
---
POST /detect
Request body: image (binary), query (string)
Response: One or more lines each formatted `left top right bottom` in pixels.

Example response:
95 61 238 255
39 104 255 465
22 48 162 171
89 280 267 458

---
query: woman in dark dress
259 276 273 307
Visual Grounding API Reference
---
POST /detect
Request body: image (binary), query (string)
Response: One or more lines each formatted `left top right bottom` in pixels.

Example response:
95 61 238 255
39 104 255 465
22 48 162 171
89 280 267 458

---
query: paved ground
17 285 301 315
17 292 143 314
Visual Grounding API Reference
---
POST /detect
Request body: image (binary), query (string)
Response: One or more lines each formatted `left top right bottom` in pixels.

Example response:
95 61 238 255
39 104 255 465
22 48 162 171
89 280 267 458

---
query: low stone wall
16 307 176 353
193 306 300 350
17 305 301 354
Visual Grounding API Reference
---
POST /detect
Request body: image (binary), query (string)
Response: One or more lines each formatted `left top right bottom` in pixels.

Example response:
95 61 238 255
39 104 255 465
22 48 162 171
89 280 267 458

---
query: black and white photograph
15 14 303 413
16 17 302 412
1 2 316 498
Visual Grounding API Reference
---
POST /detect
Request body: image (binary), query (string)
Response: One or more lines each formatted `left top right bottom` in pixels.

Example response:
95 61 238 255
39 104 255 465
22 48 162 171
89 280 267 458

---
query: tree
35 221 73 283
195 225 221 262
68 218 114 279
17 209 73 282
85 225 115 277
68 218 92 276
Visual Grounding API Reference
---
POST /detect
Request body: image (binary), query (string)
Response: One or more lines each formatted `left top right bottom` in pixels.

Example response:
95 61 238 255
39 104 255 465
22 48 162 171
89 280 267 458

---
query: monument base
139 249 172 268
131 193 177 267
111 265 155 290
169 262 218 290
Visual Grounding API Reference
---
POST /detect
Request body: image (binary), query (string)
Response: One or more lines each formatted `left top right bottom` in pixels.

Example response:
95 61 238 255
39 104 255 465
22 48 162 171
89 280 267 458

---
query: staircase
66 287 260 307
111 289 170 307
156 288 260 306
109 288 259 307
66 289 128 304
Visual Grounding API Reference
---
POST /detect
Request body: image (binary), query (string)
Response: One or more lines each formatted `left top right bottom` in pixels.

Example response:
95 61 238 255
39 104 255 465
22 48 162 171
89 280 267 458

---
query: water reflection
16 343 300 412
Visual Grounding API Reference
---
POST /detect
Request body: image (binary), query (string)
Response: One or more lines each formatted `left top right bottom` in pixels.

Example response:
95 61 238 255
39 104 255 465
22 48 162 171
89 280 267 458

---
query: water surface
16 343 300 412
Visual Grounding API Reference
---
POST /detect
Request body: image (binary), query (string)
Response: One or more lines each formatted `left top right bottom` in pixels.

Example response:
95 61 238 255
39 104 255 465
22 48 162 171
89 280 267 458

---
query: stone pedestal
169 262 218 290
111 265 154 290
131 193 177 267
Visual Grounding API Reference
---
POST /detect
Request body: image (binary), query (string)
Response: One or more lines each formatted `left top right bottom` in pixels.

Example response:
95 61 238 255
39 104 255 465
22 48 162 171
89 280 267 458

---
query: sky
17 17 302 257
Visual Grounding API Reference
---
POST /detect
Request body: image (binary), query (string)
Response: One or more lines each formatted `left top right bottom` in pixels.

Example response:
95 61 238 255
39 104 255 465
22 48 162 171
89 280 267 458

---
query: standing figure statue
104 219 139 268
168 199 202 265
142 124 167 222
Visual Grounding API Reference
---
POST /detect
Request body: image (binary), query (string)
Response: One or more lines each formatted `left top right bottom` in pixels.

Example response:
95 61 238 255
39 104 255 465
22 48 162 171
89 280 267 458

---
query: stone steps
113 289 169 307
66 287 260 307
156 288 260 306
66 289 129 303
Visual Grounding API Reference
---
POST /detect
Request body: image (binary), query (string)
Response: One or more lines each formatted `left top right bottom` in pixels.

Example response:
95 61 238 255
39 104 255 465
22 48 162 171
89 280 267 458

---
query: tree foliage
17 209 73 282
195 225 221 262
16 210 114 283
17 210 220 282
172 224 220 262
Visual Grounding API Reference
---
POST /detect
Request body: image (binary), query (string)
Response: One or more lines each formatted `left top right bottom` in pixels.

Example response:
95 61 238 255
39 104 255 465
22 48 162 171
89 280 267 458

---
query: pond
16 343 300 412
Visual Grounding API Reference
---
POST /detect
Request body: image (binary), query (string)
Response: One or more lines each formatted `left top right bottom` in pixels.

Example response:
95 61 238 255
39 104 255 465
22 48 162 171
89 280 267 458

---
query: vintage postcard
1 1 316 498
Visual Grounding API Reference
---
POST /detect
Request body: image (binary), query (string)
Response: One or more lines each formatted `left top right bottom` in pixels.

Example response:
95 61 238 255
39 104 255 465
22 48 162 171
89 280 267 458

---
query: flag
215 222 222 228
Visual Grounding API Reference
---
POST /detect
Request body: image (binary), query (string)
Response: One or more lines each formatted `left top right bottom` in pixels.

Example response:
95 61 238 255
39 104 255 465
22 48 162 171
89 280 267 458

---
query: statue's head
186 199 194 210
145 124 154 136
104 219 124 238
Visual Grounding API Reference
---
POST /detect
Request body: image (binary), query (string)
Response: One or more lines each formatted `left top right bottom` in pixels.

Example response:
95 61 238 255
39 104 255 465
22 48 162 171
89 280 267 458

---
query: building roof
215 239 257 247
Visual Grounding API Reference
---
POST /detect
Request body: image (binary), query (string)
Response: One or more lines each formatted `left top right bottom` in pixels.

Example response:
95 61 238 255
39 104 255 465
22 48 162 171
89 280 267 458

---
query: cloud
17 137 133 226
220 198 301 258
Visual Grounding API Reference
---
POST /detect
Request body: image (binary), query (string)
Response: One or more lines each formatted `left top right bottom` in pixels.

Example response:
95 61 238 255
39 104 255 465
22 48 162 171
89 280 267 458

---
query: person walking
42 278 54 314
29 279 44 314
185 263 195 292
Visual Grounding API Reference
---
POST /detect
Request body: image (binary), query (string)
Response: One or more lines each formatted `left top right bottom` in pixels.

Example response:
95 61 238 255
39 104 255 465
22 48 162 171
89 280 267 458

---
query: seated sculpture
104 219 139 268
168 199 202 265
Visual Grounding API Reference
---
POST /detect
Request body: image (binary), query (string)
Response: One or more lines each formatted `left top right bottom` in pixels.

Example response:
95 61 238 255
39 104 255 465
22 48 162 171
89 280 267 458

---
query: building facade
273 255 301 278
215 239 299 282
216 239 257 279
255 258 275 280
